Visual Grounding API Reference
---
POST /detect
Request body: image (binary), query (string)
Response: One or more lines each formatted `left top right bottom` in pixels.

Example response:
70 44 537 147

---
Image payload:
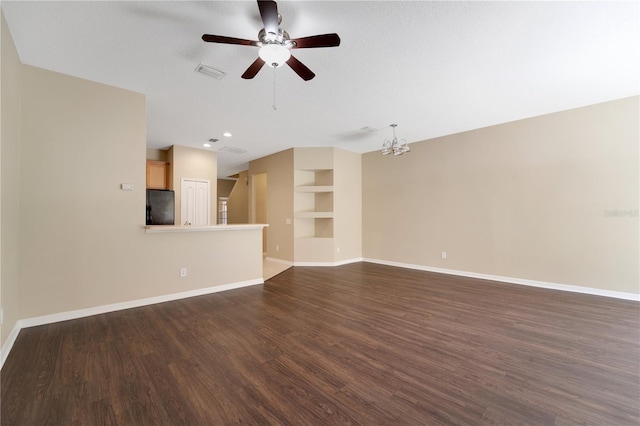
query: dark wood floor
2 262 639 425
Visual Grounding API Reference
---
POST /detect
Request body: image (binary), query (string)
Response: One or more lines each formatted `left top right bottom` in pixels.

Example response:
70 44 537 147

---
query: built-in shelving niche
294 169 334 239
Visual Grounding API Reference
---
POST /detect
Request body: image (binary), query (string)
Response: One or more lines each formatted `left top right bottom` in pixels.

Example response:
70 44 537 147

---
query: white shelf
294 185 334 193
294 211 334 219
294 168 334 241
295 236 333 239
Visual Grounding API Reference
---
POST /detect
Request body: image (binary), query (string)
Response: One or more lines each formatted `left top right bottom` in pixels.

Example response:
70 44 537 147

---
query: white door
181 179 210 225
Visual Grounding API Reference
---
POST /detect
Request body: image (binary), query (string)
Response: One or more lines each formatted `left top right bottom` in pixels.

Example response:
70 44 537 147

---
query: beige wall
146 148 168 162
295 146 334 170
292 147 362 263
11 62 262 320
249 149 295 262
169 145 217 225
217 179 235 198
363 97 639 294
227 171 249 224
253 173 268 252
334 149 362 262
1 11 22 348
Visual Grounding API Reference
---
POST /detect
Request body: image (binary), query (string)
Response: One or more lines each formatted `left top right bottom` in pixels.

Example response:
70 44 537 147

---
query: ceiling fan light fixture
259 44 291 68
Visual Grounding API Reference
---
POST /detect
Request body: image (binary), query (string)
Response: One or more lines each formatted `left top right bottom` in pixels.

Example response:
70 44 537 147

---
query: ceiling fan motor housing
258 28 294 48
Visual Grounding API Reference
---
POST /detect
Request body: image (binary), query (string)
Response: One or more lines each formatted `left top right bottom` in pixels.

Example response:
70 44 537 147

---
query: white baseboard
363 258 640 301
294 257 363 267
4 260 636 371
264 257 293 266
335 257 364 266
20 278 264 329
1 278 264 371
1 322 22 370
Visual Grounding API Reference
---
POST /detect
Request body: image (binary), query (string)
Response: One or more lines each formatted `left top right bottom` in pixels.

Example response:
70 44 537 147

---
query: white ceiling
3 1 639 178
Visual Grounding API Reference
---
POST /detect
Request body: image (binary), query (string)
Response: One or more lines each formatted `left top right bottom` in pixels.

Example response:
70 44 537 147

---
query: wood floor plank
2 262 639 425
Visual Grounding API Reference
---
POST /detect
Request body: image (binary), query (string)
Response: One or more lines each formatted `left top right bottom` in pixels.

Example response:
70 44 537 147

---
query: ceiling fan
202 0 340 81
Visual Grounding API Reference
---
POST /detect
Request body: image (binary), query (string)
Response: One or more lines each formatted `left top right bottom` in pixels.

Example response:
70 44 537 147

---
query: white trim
20 278 264 329
265 257 294 266
335 257 364 266
4 259 636 371
363 258 640 301
146 224 267 233
294 257 363 267
0 278 264 371
1 322 22 370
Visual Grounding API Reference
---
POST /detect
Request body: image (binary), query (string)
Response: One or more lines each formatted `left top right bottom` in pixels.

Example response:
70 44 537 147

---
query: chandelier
381 124 410 156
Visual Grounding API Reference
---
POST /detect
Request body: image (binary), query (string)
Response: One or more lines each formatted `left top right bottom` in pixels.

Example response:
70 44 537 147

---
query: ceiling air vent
218 146 246 155
195 63 226 80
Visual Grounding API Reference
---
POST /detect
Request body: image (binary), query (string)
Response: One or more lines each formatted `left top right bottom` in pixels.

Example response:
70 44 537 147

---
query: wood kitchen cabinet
146 160 169 189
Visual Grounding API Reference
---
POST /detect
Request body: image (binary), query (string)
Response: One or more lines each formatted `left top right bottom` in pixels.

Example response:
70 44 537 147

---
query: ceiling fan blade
258 0 279 36
241 57 266 79
290 33 341 49
286 55 315 81
202 34 258 46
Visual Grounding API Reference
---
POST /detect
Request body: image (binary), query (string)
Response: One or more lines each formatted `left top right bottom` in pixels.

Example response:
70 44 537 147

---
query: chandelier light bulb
381 140 392 155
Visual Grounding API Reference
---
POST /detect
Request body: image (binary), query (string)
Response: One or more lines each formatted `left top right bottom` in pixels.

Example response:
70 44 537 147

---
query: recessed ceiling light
223 132 232 137
203 143 212 148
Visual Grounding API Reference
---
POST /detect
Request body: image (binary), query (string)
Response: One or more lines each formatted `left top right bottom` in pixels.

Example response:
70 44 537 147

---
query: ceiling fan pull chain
272 67 277 111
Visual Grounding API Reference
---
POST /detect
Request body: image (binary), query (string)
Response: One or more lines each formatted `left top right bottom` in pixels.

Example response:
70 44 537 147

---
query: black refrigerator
146 189 175 225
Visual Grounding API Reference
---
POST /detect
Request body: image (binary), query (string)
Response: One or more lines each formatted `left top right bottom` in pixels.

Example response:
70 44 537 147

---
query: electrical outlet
441 251 447 259
276 245 280 251
0 308 3 325
180 267 187 278
337 247 341 254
